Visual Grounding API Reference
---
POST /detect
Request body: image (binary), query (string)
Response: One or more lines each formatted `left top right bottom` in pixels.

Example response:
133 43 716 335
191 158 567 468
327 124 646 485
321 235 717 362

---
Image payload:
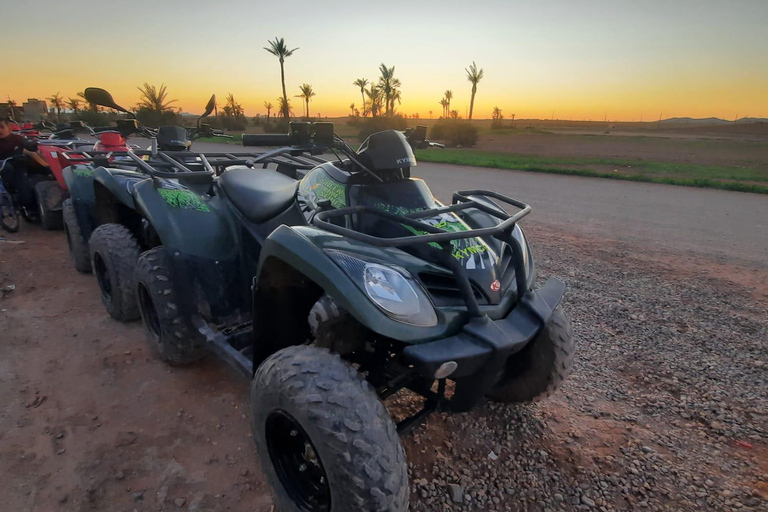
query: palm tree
49 92 64 121
264 101 273 122
377 64 401 117
439 98 448 118
353 78 369 117
295 83 316 118
277 97 293 119
67 97 81 115
444 90 453 117
428 110 433 119
465 61 484 120
136 83 177 112
264 37 299 120
365 85 383 118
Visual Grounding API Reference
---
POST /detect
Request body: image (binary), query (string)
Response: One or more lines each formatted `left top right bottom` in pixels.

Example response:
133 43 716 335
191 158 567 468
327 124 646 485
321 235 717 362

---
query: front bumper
403 277 566 409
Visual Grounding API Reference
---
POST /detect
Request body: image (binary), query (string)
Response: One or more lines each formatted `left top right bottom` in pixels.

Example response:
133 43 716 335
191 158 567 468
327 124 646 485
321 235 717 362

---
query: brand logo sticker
490 280 501 291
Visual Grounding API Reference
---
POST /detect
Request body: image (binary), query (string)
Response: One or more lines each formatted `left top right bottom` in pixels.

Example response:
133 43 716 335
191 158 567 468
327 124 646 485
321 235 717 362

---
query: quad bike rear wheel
89 224 141 321
62 199 91 273
34 181 63 230
487 307 575 403
251 345 409 512
135 247 206 365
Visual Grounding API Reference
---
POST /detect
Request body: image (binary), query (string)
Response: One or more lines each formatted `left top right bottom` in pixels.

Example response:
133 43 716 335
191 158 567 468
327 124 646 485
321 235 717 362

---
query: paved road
187 141 768 267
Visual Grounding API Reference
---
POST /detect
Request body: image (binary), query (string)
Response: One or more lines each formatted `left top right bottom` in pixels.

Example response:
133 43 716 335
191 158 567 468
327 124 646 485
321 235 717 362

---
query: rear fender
131 179 238 260
254 225 462 350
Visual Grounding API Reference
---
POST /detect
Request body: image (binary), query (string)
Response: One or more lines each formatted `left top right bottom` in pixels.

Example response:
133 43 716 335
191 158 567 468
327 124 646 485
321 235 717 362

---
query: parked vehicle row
4 87 576 512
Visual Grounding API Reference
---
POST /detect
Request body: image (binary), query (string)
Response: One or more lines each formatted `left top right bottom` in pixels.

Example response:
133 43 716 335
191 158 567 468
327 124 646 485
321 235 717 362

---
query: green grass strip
414 149 768 194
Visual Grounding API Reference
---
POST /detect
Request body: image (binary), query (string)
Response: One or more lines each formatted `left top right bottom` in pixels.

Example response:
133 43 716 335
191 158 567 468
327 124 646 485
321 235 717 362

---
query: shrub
429 119 478 147
357 115 408 140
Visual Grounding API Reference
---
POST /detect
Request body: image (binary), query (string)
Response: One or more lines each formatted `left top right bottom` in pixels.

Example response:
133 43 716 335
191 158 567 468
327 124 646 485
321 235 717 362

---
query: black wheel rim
265 409 331 511
137 282 161 342
93 252 113 303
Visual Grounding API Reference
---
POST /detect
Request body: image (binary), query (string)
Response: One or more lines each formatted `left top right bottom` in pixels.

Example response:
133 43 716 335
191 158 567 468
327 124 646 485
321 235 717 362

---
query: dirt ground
0 218 765 511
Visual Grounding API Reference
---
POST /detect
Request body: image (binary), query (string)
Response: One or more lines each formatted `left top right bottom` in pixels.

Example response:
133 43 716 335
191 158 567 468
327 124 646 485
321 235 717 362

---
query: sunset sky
4 0 767 120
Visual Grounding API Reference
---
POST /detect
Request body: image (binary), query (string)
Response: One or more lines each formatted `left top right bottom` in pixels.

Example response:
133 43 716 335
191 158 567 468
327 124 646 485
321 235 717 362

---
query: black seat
219 167 298 223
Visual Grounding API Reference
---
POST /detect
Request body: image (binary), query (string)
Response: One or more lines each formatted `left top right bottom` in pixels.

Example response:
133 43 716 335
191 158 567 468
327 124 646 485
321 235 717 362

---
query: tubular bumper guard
403 277 565 381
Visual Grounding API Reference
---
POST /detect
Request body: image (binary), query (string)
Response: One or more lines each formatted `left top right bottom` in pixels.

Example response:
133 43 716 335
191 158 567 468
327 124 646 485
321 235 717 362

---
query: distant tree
366 85 383 118
350 103 356 115
450 110 459 120
67 97 81 115
264 37 299 120
439 98 448 118
444 90 453 117
377 64 401 117
491 106 504 129
221 93 246 130
353 78 369 117
263 101 273 123
136 83 177 113
296 83 316 118
428 110 433 119
49 92 64 121
277 96 293 119
465 61 484 120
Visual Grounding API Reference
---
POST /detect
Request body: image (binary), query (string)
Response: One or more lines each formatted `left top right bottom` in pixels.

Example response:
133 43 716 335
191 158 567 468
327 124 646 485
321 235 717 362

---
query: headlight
328 251 438 327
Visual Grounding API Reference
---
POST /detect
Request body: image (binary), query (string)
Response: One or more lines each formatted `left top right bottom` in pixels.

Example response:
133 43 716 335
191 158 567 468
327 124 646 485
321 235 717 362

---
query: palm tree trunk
469 85 477 120
280 59 289 120
306 99 310 118
360 90 366 117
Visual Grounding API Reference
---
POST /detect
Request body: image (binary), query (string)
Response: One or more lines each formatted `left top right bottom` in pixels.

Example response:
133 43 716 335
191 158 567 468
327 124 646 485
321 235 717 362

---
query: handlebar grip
242 133 292 147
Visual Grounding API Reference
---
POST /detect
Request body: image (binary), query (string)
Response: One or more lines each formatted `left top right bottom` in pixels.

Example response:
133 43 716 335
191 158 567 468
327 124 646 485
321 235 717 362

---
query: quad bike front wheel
34 181 63 230
62 199 90 273
251 345 409 512
135 247 205 365
488 307 575 403
89 224 141 321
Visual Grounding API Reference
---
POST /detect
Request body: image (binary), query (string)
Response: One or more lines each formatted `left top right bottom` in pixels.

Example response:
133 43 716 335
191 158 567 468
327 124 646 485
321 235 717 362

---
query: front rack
312 190 532 316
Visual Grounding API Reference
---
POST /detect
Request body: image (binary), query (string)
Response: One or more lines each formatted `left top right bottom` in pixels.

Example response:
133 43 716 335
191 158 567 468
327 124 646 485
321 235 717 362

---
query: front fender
256 225 463 344
132 179 238 260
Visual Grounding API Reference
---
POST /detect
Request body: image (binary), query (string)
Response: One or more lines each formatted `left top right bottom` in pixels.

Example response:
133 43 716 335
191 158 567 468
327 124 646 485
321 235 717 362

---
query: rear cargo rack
312 190 532 316
60 148 328 179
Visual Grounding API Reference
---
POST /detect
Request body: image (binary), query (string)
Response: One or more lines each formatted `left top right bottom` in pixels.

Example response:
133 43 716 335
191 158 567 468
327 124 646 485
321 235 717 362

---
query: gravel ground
1 223 765 511
402 226 767 512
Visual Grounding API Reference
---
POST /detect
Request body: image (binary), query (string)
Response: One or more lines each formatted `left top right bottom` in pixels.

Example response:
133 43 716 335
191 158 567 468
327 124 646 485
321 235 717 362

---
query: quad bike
58 88 230 274
70 115 576 510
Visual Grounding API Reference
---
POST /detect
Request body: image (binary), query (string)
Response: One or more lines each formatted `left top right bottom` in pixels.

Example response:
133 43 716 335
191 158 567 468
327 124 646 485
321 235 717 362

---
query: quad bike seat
219 167 298 223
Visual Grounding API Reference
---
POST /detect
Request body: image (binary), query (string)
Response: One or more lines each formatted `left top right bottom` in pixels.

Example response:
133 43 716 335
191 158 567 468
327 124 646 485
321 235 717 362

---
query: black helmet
357 130 416 172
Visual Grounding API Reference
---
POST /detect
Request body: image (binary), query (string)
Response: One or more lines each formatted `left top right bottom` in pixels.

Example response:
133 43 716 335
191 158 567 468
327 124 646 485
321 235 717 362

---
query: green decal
374 202 488 260
72 166 95 178
158 188 210 212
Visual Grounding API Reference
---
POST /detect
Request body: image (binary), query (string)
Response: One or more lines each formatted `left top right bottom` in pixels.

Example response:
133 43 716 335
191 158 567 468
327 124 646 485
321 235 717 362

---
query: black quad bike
69 120 575 511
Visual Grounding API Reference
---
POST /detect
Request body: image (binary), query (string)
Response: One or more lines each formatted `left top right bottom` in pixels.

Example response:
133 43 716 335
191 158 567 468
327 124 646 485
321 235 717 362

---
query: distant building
21 98 48 121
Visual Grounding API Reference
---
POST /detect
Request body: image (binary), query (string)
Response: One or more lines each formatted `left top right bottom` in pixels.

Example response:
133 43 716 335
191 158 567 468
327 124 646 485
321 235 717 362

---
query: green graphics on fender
158 188 211 213
72 166 95 178
375 203 490 265
299 169 347 208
